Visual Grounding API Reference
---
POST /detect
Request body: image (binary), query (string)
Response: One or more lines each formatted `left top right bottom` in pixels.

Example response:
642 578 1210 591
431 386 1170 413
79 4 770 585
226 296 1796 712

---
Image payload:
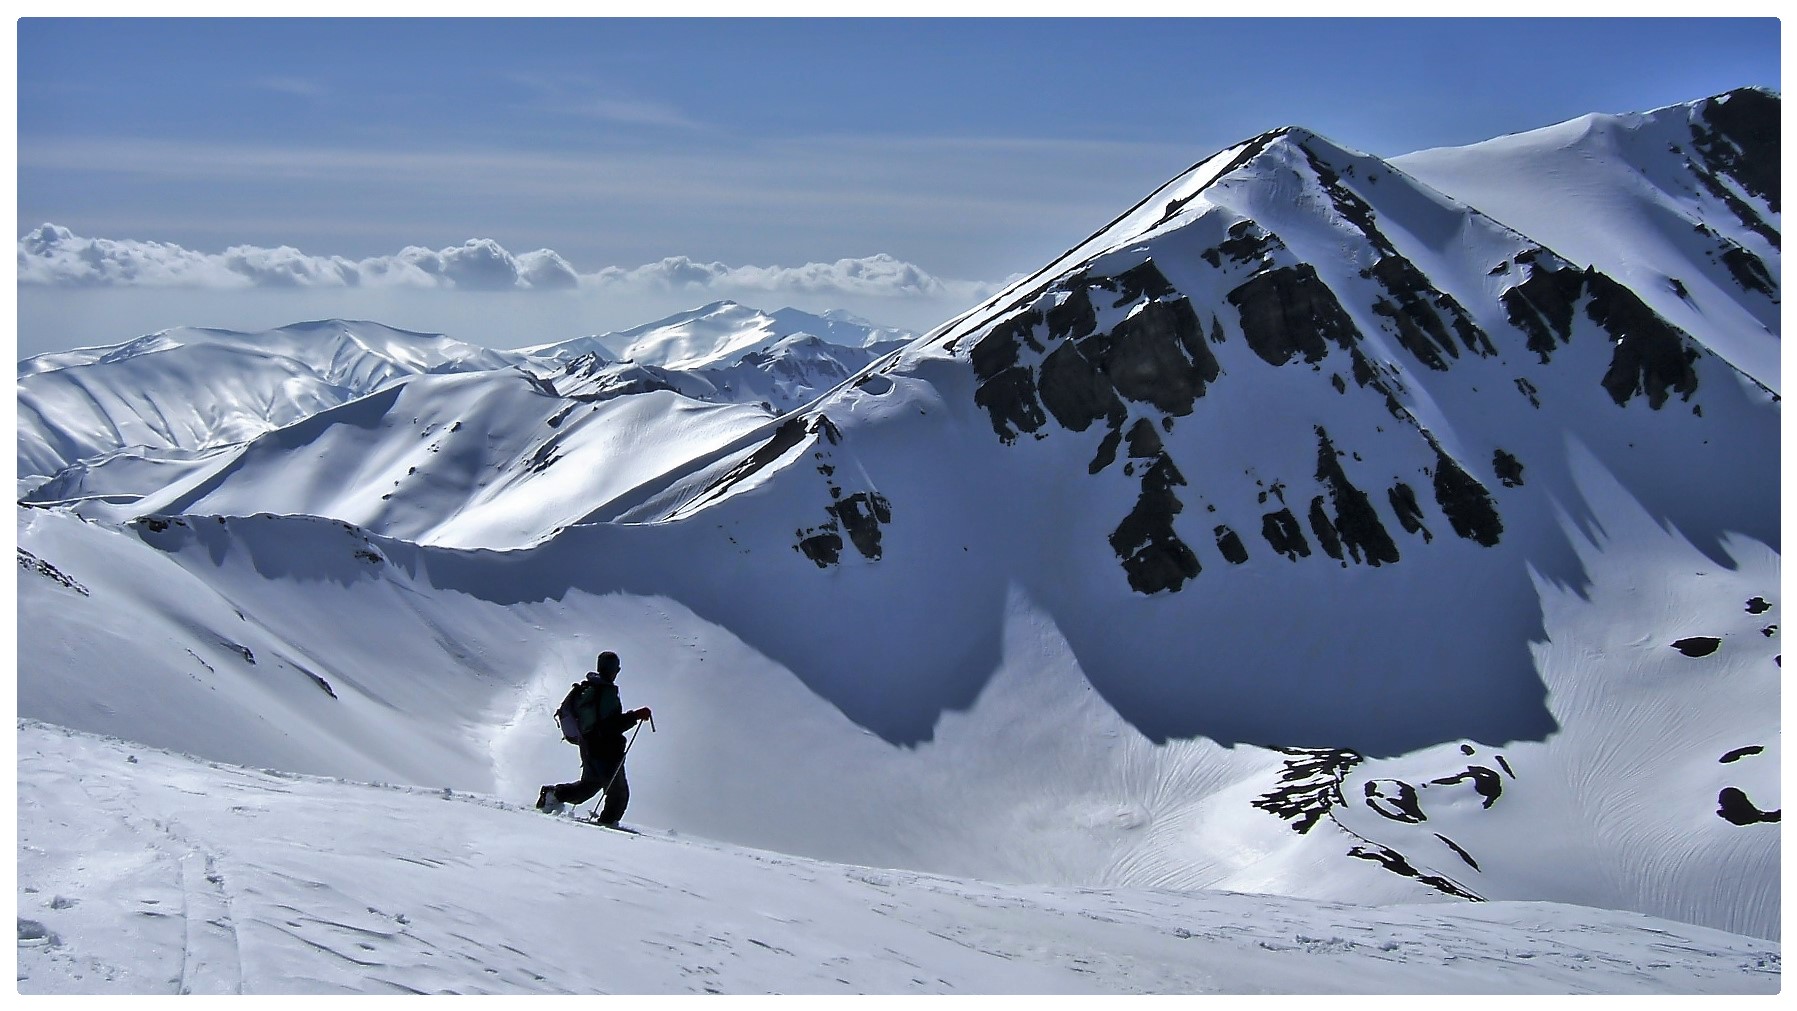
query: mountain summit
16 90 1782 957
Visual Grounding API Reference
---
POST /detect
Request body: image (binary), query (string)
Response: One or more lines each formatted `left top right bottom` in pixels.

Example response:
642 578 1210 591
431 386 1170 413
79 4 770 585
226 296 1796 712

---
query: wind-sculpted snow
18 722 1778 995
16 320 529 488
19 306 904 548
1396 87 1780 392
14 90 1785 969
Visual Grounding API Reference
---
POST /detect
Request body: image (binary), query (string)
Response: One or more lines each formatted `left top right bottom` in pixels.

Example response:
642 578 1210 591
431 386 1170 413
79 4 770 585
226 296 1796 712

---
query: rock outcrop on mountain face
926 115 1762 597
1395 87 1781 393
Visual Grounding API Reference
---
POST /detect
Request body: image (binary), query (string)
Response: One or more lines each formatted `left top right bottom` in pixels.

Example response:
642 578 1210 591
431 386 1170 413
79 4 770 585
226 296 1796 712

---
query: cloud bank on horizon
17 223 1000 303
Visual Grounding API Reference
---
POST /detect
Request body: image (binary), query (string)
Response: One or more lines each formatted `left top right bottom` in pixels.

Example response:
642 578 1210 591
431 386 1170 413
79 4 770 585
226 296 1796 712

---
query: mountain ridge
15 88 1782 944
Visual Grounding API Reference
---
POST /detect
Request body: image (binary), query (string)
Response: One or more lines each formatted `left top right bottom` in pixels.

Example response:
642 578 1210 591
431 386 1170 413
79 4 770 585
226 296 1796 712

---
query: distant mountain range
17 86 1780 952
17 303 912 544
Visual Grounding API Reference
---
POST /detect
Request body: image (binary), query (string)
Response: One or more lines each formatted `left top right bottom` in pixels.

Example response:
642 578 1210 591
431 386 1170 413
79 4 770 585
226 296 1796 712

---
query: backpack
555 681 589 744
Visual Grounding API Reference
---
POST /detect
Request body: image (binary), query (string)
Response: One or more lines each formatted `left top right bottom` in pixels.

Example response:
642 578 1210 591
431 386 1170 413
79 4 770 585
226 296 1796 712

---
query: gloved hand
632 707 652 723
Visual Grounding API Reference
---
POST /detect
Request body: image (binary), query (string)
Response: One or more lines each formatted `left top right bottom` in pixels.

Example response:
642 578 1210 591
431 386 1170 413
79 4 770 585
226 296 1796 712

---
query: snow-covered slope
18 305 909 538
96 373 771 549
524 300 911 369
18 720 1777 995
15 90 1783 991
16 320 530 491
1395 87 1779 391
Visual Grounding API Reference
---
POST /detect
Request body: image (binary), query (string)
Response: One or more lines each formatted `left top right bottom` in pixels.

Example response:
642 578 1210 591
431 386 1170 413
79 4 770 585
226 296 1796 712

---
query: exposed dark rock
1500 262 1584 363
1719 243 1778 297
1038 343 1126 433
1672 636 1722 657
1312 428 1399 566
694 417 813 510
1260 508 1312 560
1514 377 1541 408
1364 255 1496 370
1047 285 1098 341
1431 449 1503 547
1251 747 1364 835
1746 596 1772 614
1689 161 1781 248
1717 787 1781 826
971 367 1047 444
1109 455 1201 594
524 440 562 473
1088 297 1217 414
1227 264 1360 367
1363 780 1426 823
1386 483 1432 542
1214 525 1249 565
1435 834 1481 871
795 529 842 568
18 548 89 597
1429 766 1503 808
812 415 843 444
1346 844 1482 900
1304 147 1395 257
826 492 892 561
1105 260 1180 305
1721 746 1766 763
1696 89 1780 206
1585 271 1700 408
1089 428 1122 475
1331 373 1346 394
1492 449 1525 488
1201 219 1281 269
1307 496 1344 562
1764 625 1778 637
1125 418 1164 459
970 312 1042 380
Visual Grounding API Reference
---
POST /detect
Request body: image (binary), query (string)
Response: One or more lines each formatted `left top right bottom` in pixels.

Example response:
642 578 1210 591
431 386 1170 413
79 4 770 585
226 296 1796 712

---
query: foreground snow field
16 722 1779 995
15 88 1781 994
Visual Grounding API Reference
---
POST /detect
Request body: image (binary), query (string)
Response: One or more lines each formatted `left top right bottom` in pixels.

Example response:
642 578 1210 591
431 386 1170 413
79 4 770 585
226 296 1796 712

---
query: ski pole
587 719 645 820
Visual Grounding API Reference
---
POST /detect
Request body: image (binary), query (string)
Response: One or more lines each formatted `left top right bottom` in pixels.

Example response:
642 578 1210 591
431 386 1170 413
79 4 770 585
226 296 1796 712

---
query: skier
537 651 652 826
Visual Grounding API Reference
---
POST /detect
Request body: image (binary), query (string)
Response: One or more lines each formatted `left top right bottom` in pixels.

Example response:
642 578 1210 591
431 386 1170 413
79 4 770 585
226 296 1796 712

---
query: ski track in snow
13 90 1782 996
15 722 1778 995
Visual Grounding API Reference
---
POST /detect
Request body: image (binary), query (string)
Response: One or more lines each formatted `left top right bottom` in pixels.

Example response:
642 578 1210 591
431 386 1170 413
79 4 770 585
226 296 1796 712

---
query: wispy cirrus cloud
16 224 997 302
252 76 330 99
504 72 702 130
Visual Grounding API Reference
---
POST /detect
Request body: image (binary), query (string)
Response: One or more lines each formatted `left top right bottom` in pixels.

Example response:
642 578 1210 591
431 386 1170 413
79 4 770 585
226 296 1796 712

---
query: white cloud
16 224 996 302
588 253 992 301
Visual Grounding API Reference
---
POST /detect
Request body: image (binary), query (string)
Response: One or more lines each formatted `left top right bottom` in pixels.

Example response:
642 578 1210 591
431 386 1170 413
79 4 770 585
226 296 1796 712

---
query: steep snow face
733 120 1778 753
537 99 1778 932
19 306 906 545
1394 88 1780 391
17 320 530 489
15 91 1783 955
136 374 772 549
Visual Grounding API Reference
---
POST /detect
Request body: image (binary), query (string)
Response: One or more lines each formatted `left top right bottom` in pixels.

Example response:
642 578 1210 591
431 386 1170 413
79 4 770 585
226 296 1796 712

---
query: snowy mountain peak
14 89 1784 981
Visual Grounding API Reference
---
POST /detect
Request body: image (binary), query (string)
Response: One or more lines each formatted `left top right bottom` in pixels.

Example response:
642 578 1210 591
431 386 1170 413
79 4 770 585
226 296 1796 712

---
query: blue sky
13 17 1783 355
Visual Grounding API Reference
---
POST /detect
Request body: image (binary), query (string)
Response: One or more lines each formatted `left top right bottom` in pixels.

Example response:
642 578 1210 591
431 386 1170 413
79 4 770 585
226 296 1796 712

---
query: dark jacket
570 677 635 754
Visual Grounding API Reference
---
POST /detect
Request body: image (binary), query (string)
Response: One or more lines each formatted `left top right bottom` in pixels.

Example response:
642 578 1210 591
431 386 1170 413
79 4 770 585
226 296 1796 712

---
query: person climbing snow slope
538 651 652 826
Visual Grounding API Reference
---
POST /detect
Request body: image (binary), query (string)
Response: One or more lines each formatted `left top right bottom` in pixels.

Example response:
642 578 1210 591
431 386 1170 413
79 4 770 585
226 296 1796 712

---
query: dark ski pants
551 734 628 822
